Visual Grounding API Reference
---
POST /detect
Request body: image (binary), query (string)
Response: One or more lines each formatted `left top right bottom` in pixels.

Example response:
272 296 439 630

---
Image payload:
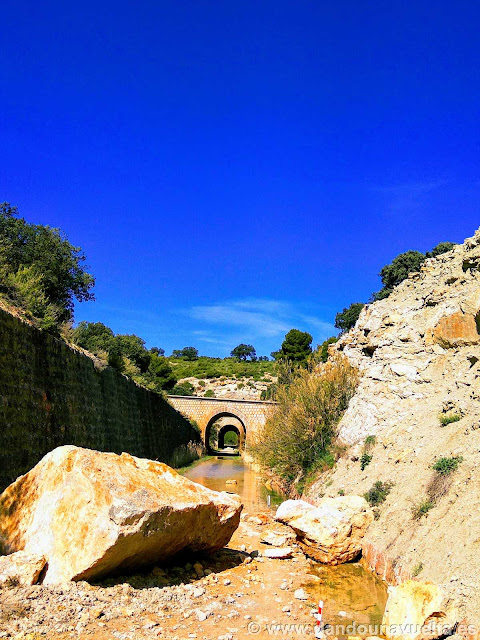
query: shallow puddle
183 455 284 510
304 561 388 630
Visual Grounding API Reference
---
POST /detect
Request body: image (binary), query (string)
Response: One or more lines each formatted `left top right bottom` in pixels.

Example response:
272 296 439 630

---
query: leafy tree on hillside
171 346 199 361
114 334 151 372
147 353 176 391
373 250 426 300
231 344 257 361
0 202 95 324
150 346 165 357
274 329 312 364
427 242 456 258
71 321 114 354
170 381 196 396
319 336 339 362
335 303 365 333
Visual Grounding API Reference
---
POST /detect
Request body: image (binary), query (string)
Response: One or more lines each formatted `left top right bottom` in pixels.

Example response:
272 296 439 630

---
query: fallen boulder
382 580 457 640
275 499 314 522
0 551 46 586
0 446 242 584
275 496 373 564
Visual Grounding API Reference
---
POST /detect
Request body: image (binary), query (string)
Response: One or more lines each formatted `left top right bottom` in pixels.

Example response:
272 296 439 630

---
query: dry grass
252 353 359 492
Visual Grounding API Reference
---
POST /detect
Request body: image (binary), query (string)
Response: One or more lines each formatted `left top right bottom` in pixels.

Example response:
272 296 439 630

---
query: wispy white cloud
185 298 335 345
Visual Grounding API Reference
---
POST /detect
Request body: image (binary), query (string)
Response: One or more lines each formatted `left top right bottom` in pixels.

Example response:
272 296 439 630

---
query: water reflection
304 561 387 628
182 456 284 511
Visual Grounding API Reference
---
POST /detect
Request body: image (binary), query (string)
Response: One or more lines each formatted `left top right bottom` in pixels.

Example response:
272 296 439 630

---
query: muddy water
183 456 388 630
183 455 284 511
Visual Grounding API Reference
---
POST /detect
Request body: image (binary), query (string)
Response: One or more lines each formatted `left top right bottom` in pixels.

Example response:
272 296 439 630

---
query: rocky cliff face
309 228 480 624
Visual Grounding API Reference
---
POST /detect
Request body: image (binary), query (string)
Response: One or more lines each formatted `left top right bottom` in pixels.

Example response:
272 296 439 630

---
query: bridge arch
167 396 276 450
204 412 246 453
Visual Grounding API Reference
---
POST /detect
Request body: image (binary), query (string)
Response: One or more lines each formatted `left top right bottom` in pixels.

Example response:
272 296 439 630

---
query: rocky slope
308 227 480 625
178 375 276 400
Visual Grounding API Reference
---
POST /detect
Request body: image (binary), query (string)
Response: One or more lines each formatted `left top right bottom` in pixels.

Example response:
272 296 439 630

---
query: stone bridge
167 396 277 451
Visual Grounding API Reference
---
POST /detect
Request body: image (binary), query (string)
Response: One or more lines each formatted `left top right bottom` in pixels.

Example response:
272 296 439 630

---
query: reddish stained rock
428 311 480 349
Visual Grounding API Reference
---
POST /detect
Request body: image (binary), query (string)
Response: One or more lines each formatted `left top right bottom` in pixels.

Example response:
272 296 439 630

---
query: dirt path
0 512 322 640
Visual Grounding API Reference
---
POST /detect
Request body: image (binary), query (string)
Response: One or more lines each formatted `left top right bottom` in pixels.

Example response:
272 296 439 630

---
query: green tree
150 346 165 357
71 321 115 354
374 250 425 300
114 334 151 372
0 202 95 323
427 242 456 258
231 344 257 361
319 336 339 362
170 381 196 396
147 353 176 391
335 303 365 333
175 346 199 360
276 329 312 364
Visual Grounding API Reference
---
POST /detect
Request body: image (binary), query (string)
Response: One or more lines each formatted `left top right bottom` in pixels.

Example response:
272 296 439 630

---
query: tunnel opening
205 412 246 455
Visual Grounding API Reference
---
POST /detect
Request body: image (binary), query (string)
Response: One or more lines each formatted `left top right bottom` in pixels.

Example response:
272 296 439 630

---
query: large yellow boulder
382 580 456 640
0 446 242 584
276 496 374 564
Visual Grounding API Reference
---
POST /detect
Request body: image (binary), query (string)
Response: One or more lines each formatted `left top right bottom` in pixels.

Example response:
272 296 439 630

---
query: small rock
192 586 205 598
223 578 231 586
195 609 208 622
263 547 293 559
294 588 308 600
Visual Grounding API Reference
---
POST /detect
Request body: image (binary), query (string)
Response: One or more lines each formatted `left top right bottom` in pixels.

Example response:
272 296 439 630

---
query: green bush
335 303 365 333
439 413 461 426
364 435 376 448
170 381 196 396
364 481 392 506
252 353 358 490
0 202 95 325
360 453 372 470
204 389 215 398
412 499 434 519
432 456 463 475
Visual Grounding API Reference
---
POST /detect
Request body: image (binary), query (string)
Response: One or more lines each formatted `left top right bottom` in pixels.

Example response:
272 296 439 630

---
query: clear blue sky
2 1 479 357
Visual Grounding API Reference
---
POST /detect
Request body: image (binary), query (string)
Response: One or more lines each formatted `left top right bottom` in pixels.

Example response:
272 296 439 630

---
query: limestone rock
382 580 456 640
275 499 314 523
429 311 480 349
0 446 242 584
0 550 46 586
262 547 293 559
261 530 296 547
277 496 373 564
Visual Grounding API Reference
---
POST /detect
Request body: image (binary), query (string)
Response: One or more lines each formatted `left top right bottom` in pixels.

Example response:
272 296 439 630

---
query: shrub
360 453 372 470
412 562 423 577
364 481 392 506
439 413 461 426
432 456 463 475
412 499 434 519
252 353 358 490
204 389 215 398
364 435 376 448
170 381 196 396
198 380 206 387
335 303 365 333
338 489 345 496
